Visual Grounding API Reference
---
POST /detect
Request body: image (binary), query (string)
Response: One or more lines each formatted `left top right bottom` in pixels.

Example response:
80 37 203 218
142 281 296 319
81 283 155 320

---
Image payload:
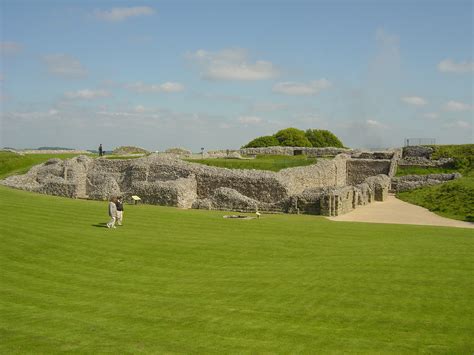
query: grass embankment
429 144 474 166
396 144 474 222
398 170 474 222
0 151 144 178
187 155 317 172
1 186 473 352
0 152 92 179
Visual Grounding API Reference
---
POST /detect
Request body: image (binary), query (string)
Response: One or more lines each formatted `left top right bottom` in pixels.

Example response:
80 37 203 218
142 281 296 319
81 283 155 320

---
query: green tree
242 135 280 148
305 129 344 148
274 128 312 147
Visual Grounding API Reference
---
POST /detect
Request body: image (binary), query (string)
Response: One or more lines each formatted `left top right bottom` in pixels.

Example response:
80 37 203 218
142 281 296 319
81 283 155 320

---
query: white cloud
238 116 263 125
187 48 278 81
94 6 155 22
423 112 439 119
1 41 22 55
401 96 427 106
272 79 332 96
365 119 388 128
43 54 87 78
442 100 472 112
64 89 110 100
125 81 185 93
438 59 474 73
4 109 62 123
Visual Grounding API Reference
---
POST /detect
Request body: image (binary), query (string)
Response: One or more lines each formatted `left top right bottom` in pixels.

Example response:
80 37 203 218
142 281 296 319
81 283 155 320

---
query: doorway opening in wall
294 150 303 156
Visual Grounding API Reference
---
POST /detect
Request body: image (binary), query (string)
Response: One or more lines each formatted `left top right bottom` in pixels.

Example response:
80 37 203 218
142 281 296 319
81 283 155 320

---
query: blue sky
1 0 472 150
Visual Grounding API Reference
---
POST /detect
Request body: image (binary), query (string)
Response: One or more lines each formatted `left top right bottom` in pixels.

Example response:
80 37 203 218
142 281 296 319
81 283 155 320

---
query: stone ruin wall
278 155 348 195
204 146 353 158
346 159 392 185
399 145 454 168
391 173 461 192
1 153 393 217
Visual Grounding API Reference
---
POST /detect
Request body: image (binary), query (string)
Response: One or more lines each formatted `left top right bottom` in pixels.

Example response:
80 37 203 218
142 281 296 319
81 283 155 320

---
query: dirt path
327 195 474 229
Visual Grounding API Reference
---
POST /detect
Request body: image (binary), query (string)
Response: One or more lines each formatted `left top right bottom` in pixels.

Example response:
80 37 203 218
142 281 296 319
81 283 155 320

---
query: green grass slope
398 171 474 222
396 144 474 221
0 152 91 179
1 186 473 353
187 155 317 172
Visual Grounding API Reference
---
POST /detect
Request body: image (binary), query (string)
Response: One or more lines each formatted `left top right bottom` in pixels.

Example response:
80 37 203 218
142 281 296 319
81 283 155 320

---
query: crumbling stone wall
391 173 461 192
278 155 348 195
399 146 454 168
132 176 197 208
239 146 352 157
0 152 392 217
346 159 392 185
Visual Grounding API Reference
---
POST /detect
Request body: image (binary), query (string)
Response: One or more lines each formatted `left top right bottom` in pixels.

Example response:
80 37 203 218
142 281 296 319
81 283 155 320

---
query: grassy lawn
187 155 317 172
1 185 473 353
0 152 93 179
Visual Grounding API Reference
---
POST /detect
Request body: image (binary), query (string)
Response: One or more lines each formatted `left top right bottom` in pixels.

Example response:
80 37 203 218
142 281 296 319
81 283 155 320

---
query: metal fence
404 138 436 146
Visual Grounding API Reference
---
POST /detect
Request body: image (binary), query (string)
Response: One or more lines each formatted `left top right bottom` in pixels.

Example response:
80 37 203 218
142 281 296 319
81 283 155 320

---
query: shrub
274 128 312 147
242 135 280 148
305 129 344 148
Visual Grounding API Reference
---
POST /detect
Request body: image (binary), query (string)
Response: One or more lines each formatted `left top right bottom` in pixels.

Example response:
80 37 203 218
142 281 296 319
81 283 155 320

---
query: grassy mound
1 186 473 352
429 143 474 159
112 146 149 155
0 151 90 179
398 171 474 222
396 144 474 221
187 155 317 172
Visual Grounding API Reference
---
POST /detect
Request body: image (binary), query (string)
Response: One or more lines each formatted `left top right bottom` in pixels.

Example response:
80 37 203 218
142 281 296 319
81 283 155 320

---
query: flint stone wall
346 159 392 185
1 152 392 216
132 176 197 208
402 146 434 159
399 145 455 168
398 157 454 168
391 173 461 192
278 155 347 195
239 146 352 157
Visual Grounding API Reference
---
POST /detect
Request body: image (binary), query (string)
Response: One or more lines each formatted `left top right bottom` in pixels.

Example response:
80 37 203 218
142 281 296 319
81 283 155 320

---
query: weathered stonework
391 173 461 192
399 146 455 168
1 152 396 216
402 146 434 159
346 159 392 185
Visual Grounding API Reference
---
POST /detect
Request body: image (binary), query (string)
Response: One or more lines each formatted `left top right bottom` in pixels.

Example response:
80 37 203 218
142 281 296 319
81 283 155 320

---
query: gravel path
327 195 474 229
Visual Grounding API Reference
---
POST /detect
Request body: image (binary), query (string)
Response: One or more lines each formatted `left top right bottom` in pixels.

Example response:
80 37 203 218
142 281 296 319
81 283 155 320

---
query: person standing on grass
107 197 117 229
116 196 124 226
98 144 103 157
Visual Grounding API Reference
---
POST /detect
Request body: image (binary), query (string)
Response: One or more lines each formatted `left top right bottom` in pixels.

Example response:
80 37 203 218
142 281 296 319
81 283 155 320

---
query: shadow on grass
92 222 108 228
